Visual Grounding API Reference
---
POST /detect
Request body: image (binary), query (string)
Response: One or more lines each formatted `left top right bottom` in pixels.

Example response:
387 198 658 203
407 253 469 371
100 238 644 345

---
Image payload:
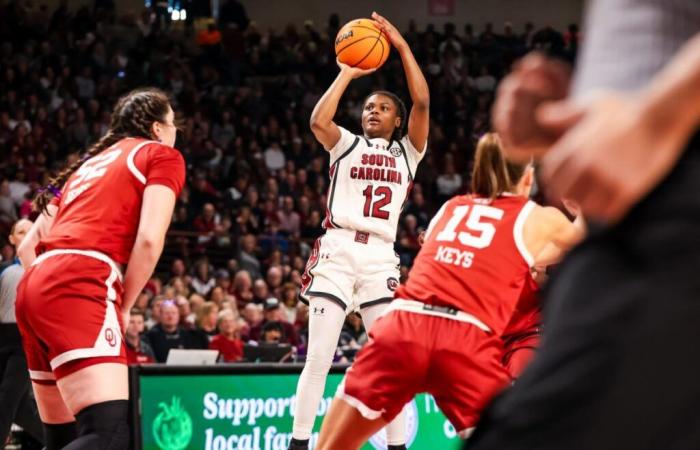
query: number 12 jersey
323 126 426 242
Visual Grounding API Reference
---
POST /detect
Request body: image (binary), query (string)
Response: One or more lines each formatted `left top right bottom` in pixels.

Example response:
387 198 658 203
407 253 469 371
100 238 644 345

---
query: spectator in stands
252 278 270 304
280 282 298 323
260 321 285 344
125 309 156 364
146 300 208 362
176 296 195 329
266 265 284 297
249 298 298 346
191 259 216 296
238 233 262 279
240 302 263 339
436 154 463 202
195 301 219 338
0 180 17 226
277 196 301 237
193 203 218 245
232 269 254 306
209 310 243 362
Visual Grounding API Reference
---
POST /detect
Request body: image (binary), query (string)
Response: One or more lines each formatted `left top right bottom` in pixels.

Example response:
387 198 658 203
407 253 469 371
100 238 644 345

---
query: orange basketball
335 19 391 70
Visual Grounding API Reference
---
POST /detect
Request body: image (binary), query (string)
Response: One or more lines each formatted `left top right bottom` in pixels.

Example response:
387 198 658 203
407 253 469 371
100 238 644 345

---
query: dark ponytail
363 90 407 142
471 133 529 200
34 88 172 213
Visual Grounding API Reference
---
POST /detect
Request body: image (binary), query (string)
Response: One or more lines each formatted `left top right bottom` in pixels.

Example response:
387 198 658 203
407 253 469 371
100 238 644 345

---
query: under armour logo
313 307 325 315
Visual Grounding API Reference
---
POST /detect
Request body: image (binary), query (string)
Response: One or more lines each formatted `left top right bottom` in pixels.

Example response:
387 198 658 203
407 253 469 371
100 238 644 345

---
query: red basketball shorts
502 330 540 379
16 249 125 384
339 300 511 435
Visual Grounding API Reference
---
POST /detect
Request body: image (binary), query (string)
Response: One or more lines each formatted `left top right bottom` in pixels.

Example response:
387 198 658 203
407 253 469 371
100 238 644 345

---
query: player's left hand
371 11 407 50
539 93 689 223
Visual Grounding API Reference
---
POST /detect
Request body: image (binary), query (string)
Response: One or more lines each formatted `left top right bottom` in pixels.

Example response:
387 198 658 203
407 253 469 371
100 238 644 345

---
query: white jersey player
289 12 429 450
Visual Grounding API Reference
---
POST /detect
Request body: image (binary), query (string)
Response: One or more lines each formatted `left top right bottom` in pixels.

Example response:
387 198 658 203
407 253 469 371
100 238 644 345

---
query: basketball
335 18 391 70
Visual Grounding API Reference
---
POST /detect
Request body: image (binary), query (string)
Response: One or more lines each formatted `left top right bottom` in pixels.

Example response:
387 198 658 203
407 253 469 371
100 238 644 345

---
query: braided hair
362 90 408 142
34 88 172 213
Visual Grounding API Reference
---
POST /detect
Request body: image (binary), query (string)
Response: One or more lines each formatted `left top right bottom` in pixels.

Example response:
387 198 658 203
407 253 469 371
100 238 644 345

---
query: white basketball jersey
323 126 426 242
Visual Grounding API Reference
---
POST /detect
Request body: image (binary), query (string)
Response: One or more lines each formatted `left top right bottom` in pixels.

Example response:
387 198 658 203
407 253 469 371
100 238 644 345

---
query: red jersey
502 273 542 339
38 138 185 265
395 194 535 335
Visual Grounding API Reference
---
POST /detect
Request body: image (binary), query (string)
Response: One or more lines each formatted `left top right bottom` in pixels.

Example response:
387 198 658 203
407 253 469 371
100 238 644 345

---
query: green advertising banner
139 372 461 450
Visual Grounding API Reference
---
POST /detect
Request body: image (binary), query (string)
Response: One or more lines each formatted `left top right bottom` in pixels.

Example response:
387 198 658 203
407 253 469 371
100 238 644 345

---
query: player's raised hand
493 53 573 162
371 11 407 50
337 59 376 79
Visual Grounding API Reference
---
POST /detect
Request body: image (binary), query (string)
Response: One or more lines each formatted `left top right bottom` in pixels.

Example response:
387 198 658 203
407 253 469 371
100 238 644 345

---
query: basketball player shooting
289 11 429 450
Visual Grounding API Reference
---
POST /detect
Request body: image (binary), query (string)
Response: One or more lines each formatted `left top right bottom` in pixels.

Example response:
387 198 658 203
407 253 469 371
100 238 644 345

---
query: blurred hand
337 59 376 79
121 309 130 334
561 199 581 217
540 93 688 223
492 53 573 162
371 11 407 50
418 231 426 247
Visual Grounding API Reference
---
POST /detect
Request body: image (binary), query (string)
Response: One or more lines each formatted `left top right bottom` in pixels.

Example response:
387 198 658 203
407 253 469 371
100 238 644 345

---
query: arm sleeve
143 145 186 196
328 126 359 163
401 134 428 175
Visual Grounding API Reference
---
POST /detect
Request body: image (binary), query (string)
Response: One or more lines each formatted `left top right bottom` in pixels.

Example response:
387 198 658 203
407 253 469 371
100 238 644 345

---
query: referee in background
0 219 44 448
466 0 700 449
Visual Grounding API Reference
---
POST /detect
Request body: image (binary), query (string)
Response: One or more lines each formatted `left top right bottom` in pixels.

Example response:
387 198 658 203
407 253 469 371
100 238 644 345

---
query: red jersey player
315 133 585 450
501 269 543 378
15 89 185 450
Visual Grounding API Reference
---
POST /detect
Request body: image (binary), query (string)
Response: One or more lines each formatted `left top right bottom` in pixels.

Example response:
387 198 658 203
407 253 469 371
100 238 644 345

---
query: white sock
361 304 407 446
292 297 346 440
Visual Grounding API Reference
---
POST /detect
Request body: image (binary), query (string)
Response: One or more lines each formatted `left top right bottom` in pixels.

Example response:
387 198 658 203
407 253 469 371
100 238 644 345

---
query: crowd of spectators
0 0 579 363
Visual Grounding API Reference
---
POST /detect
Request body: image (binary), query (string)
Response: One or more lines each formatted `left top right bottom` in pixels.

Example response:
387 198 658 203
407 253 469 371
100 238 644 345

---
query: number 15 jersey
323 127 426 242
38 138 186 265
395 194 536 335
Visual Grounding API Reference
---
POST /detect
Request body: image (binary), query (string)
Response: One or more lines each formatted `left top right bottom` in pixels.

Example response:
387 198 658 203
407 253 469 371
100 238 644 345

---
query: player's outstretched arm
310 61 375 150
372 11 429 151
17 204 58 268
122 185 177 319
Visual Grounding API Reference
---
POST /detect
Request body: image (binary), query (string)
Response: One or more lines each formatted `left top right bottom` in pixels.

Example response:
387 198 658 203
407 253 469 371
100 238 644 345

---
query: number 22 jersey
395 194 536 335
323 126 426 242
37 138 186 265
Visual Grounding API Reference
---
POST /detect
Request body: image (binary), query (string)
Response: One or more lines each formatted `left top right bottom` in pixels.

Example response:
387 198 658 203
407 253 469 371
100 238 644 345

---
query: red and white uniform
300 126 425 311
16 138 185 383
502 275 542 379
340 194 536 434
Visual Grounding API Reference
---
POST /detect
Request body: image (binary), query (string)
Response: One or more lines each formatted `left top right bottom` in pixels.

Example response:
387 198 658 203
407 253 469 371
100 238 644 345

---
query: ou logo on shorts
105 328 117 347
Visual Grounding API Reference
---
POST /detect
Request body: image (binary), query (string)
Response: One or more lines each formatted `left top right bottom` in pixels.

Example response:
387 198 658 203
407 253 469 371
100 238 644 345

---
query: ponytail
471 133 529 200
33 131 125 213
33 87 172 214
